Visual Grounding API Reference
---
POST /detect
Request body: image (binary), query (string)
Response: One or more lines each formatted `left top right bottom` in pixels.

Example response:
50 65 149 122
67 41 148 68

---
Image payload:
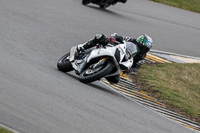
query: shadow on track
57 69 121 96
87 82 122 96
65 72 79 80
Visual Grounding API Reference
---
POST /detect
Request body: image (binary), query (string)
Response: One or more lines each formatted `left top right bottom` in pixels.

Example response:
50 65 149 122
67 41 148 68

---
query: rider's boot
129 60 144 74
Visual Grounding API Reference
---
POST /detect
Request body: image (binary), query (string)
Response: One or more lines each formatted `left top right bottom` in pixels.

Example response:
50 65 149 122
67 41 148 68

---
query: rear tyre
57 53 73 72
79 62 113 83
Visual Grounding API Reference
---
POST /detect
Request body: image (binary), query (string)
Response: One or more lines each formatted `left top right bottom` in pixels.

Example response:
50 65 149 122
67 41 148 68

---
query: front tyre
57 53 73 72
79 62 113 83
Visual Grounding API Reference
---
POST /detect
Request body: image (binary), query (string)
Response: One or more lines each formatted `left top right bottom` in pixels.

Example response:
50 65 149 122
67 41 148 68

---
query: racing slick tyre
79 62 113 83
57 53 73 72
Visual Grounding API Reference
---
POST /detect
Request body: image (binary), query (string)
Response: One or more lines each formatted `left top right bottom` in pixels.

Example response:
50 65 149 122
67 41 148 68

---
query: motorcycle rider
76 33 153 83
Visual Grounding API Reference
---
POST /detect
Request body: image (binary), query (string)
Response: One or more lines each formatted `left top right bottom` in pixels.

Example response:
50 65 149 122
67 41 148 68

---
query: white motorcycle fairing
70 41 137 77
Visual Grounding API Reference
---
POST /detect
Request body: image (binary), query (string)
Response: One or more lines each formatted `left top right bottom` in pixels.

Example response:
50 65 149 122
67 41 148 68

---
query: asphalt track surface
0 0 199 133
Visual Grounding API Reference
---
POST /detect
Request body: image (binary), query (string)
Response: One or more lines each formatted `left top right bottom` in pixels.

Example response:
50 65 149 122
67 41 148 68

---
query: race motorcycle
82 0 127 9
57 41 137 83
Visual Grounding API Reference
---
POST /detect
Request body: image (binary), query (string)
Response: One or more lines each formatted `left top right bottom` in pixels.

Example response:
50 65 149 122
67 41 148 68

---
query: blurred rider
76 33 153 83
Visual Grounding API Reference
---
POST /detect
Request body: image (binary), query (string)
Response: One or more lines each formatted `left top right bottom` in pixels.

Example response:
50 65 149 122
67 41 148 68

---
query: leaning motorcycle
57 41 137 83
82 0 127 9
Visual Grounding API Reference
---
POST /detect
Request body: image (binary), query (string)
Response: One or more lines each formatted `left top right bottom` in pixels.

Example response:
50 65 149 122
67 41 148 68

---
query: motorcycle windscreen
126 42 137 58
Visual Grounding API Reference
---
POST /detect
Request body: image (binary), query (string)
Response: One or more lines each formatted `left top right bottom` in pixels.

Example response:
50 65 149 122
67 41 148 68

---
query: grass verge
0 126 13 133
130 63 200 123
150 0 200 13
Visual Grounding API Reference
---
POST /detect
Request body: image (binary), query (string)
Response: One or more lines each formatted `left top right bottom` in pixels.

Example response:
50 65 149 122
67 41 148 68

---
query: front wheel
57 53 73 72
79 62 113 83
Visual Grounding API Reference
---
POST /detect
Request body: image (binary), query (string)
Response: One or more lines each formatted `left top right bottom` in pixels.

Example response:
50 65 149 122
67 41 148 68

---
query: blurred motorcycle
82 0 127 9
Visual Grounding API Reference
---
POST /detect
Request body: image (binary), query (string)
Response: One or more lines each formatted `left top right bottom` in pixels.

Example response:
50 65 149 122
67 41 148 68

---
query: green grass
150 0 200 13
0 126 13 133
138 63 200 117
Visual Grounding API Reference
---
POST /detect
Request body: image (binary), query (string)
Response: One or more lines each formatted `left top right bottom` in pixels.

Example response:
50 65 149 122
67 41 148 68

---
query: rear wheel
57 53 73 72
79 62 113 83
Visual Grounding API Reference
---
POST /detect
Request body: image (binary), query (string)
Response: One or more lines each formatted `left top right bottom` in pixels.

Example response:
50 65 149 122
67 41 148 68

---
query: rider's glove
108 37 116 44
111 33 123 43
109 33 118 43
111 33 118 38
110 33 120 41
